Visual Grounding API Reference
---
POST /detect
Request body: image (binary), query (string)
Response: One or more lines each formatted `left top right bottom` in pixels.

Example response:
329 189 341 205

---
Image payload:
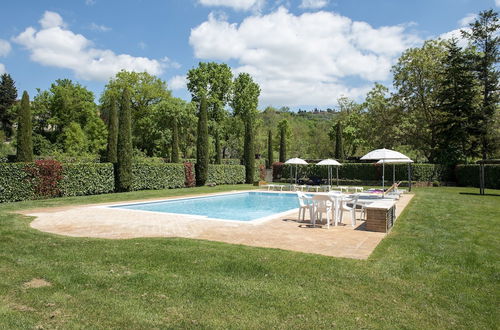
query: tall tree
334 121 344 160
278 119 289 162
16 91 33 162
0 73 18 137
232 73 261 184
171 117 180 163
267 129 273 168
105 97 118 163
187 62 232 163
195 97 209 186
435 39 480 166
60 122 88 157
462 9 500 159
392 40 448 162
116 88 133 192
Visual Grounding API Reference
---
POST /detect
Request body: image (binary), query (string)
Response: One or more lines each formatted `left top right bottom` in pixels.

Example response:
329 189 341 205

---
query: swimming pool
108 191 299 222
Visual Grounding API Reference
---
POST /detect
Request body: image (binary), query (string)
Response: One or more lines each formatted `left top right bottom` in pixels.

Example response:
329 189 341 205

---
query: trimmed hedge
60 163 115 197
0 163 34 202
280 163 449 182
132 163 185 191
207 165 245 184
455 164 500 189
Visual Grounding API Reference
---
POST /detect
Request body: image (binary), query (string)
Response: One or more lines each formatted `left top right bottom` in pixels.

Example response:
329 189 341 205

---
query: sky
0 0 498 110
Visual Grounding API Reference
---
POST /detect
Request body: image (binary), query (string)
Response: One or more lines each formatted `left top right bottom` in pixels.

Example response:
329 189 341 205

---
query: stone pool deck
22 191 413 259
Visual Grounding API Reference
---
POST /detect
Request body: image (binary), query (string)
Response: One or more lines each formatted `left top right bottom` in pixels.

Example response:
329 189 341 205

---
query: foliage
59 163 115 196
16 91 33 162
184 162 195 187
131 163 185 190
195 97 209 186
462 9 500 159
0 73 17 137
0 163 34 202
116 88 133 192
455 164 500 189
277 119 289 162
267 130 273 168
100 71 172 156
24 160 63 198
84 114 107 156
333 121 343 160
59 122 88 157
206 164 245 184
272 161 284 180
171 118 180 163
435 40 480 166
232 73 260 183
105 96 118 163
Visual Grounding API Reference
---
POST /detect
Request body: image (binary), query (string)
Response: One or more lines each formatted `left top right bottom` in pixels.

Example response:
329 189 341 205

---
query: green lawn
0 185 498 329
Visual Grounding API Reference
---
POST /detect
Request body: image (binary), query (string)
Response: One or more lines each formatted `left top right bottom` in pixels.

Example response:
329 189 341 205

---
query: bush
184 162 195 188
0 163 34 202
131 163 185 191
207 165 245 185
272 162 284 180
24 160 63 198
455 164 500 189
59 163 115 197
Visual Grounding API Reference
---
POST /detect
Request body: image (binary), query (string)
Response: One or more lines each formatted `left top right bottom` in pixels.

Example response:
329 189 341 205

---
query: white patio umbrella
316 159 342 186
361 148 410 190
377 158 414 186
285 158 308 184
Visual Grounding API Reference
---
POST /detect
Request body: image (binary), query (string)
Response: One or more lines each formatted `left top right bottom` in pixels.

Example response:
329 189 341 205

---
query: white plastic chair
311 195 335 228
339 195 365 227
296 192 313 223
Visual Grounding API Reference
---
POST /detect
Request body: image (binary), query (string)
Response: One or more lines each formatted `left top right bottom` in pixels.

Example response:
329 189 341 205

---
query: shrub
16 91 33 162
131 163 185 191
207 165 245 185
455 164 500 189
59 163 115 197
272 162 284 180
258 164 266 181
24 159 63 198
184 162 195 188
0 163 34 202
195 97 209 186
116 88 133 192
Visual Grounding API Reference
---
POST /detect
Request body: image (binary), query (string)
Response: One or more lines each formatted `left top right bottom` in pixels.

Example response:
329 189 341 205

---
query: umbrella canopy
316 159 342 166
285 158 308 165
376 158 414 164
361 149 410 190
361 148 410 161
285 158 308 184
317 159 342 186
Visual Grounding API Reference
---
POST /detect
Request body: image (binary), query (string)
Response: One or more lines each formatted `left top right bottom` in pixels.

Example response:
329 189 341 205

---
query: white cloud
0 63 5 74
161 57 181 69
458 13 477 27
190 7 420 106
85 0 96 5
299 0 328 9
198 0 265 11
89 22 111 32
13 11 164 81
496 0 500 7
168 75 187 90
0 39 11 57
438 28 470 48
138 41 147 49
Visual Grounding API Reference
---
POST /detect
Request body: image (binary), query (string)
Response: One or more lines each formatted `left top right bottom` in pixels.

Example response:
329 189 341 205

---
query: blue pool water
109 192 300 221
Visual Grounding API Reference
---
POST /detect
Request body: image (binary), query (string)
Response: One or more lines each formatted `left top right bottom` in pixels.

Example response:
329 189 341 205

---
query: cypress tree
106 98 118 163
16 91 33 162
278 120 288 163
267 129 273 168
195 96 209 186
243 119 255 183
0 73 18 138
334 121 343 160
171 117 180 163
116 88 133 192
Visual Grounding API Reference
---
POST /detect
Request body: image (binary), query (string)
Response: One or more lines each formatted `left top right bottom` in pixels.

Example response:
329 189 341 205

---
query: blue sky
0 0 497 110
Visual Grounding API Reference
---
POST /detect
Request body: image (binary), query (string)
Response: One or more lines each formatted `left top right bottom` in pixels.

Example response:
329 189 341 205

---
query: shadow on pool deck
23 192 413 259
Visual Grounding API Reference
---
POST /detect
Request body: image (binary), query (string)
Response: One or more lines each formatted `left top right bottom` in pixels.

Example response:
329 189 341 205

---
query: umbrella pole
382 163 385 191
408 163 412 192
336 167 339 186
295 164 298 184
393 164 396 185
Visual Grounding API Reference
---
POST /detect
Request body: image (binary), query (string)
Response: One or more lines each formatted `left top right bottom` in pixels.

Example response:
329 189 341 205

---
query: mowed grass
0 185 498 329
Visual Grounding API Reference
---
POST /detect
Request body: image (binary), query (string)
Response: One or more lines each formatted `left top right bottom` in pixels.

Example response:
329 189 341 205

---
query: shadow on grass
459 192 500 197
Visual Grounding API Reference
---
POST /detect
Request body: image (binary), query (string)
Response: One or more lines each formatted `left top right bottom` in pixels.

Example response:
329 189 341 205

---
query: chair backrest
296 191 310 207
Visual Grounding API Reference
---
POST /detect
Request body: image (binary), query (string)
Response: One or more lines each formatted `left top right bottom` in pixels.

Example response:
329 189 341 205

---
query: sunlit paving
0 0 498 328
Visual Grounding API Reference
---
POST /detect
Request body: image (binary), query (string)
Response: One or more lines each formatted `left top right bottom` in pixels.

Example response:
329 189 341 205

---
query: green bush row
131 163 185 191
0 163 34 203
59 163 115 196
455 164 500 189
280 163 449 182
207 165 245 184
